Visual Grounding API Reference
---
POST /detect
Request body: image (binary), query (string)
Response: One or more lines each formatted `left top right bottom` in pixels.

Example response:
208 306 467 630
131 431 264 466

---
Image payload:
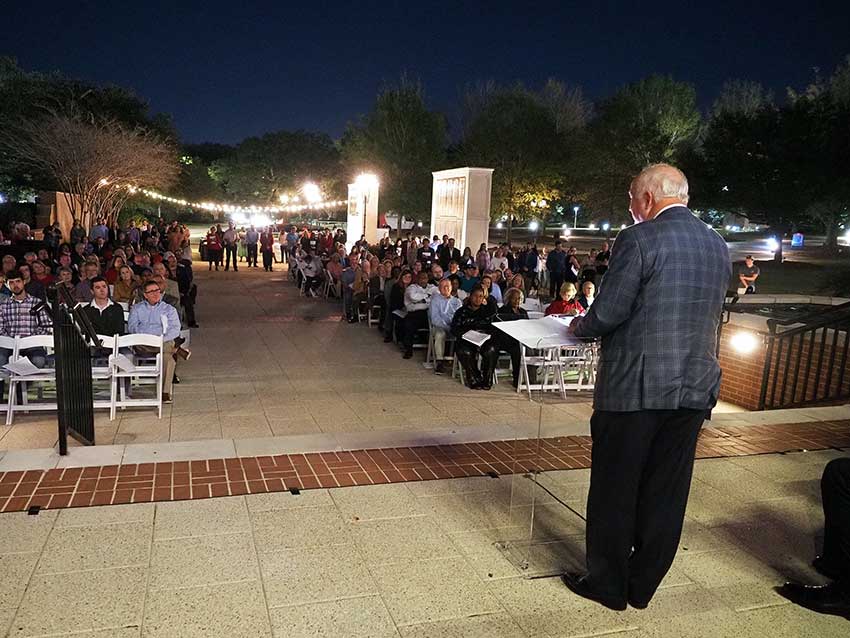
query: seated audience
428 279 462 375
113 266 138 304
576 281 596 311
83 276 125 337
402 271 437 358
0 270 52 393
545 282 584 316
450 284 498 389
127 280 182 403
385 269 412 343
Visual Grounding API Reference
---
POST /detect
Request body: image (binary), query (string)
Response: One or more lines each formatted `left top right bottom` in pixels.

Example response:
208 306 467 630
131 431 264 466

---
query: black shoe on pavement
434 362 445 375
403 350 413 359
775 581 850 619
560 573 627 611
383 336 393 343
813 556 844 581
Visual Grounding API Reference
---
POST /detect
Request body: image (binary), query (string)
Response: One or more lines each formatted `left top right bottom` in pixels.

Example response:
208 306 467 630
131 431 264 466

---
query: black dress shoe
560 573 627 611
402 350 413 359
813 555 844 581
775 581 850 619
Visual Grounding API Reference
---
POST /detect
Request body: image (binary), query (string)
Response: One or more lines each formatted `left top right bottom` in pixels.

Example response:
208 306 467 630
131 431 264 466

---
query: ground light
730 331 759 354
766 237 780 252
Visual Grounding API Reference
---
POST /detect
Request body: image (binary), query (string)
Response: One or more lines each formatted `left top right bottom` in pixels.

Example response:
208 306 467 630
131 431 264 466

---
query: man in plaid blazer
563 164 731 611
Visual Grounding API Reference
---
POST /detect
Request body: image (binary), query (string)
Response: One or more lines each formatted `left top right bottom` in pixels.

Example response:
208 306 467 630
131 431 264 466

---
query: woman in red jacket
545 281 584 316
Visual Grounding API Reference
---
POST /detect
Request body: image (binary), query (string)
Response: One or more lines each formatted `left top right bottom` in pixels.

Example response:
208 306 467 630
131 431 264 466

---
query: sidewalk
0 261 848 637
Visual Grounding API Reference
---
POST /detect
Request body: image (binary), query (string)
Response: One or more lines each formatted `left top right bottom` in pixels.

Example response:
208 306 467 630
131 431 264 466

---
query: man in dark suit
776 457 850 619
564 164 731 610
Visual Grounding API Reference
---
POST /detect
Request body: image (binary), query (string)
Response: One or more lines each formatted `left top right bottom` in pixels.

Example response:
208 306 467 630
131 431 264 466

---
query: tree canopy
341 77 446 220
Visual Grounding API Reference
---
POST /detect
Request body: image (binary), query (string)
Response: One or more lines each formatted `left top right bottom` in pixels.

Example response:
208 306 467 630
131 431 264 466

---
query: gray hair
633 164 689 204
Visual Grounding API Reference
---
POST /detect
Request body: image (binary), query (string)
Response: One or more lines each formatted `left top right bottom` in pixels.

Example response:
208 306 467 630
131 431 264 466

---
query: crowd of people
284 228 608 390
0 217 197 403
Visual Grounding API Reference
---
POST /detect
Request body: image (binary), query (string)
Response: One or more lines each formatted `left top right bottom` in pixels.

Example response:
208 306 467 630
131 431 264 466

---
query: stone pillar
430 167 494 252
346 176 380 251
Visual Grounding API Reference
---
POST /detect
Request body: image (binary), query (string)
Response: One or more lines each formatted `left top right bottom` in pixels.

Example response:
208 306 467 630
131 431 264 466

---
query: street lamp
573 206 579 229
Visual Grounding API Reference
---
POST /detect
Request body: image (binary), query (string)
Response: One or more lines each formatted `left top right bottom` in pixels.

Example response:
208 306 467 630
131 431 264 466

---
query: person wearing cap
738 255 760 293
460 264 480 293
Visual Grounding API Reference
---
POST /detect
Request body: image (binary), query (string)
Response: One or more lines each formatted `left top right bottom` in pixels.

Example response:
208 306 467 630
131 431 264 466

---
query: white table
493 316 592 399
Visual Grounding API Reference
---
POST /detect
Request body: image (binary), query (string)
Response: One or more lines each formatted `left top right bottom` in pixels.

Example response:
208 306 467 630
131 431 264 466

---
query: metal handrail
757 301 850 410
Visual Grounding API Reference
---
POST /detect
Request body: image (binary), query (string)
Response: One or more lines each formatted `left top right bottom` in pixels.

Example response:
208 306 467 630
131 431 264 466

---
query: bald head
629 164 689 223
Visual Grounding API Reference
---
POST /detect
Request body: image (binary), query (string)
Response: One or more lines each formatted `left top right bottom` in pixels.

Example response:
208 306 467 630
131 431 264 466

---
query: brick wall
719 326 850 410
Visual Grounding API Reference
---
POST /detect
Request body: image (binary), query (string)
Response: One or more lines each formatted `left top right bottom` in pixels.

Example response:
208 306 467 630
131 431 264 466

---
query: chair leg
6 380 15 425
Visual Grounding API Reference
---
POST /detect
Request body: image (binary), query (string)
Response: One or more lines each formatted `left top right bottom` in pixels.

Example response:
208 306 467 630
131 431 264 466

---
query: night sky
5 0 849 144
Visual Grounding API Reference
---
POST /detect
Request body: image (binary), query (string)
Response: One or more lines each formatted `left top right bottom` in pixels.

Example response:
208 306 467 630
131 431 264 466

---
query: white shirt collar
655 203 684 218
89 299 114 311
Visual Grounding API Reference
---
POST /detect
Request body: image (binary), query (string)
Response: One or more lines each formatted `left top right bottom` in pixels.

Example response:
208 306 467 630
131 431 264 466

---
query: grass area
739 259 850 297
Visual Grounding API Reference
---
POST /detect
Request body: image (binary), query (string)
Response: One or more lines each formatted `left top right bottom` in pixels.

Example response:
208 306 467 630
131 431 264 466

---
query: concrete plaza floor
0 260 849 636
1 450 849 637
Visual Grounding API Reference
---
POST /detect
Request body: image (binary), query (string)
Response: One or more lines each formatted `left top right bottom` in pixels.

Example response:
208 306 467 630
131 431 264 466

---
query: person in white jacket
401 271 437 359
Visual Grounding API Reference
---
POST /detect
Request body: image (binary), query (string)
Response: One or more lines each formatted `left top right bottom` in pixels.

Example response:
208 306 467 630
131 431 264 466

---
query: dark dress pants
247 244 258 267
549 271 565 299
585 408 705 606
402 309 428 352
224 244 238 270
821 458 850 580
261 249 272 271
491 333 522 386
455 340 499 386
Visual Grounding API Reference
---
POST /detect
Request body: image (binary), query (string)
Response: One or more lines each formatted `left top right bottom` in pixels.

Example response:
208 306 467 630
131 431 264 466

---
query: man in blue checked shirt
128 280 182 403
428 279 461 375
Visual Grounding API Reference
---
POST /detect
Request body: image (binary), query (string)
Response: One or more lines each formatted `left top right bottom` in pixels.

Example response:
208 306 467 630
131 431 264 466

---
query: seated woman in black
450 284 498 389
385 269 412 343
494 287 529 388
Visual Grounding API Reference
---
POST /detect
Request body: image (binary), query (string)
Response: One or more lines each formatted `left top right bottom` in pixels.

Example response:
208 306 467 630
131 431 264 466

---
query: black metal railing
757 301 850 410
50 287 100 453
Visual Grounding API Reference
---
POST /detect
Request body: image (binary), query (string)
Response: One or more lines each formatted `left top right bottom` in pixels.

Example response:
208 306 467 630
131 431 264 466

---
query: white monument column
346 174 380 251
430 167 494 251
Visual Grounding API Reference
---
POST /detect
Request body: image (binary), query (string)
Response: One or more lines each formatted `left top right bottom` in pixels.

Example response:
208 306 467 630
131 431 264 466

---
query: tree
209 130 340 204
580 75 701 222
0 112 178 228
460 85 564 241
699 58 850 256
341 77 446 221
712 79 774 119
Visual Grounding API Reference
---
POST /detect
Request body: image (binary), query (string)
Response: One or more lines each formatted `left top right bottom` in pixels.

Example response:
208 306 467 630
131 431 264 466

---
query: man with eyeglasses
127 280 181 403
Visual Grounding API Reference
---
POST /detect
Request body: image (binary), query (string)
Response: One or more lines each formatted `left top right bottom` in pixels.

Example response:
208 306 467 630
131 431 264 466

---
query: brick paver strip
1 420 848 514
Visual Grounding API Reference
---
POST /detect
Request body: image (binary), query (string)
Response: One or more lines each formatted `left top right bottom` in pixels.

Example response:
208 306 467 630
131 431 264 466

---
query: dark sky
4 0 849 144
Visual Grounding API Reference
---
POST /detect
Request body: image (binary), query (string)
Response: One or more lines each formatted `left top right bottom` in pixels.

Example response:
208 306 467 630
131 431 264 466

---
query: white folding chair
110 333 164 420
6 335 56 425
0 335 15 413
91 335 117 410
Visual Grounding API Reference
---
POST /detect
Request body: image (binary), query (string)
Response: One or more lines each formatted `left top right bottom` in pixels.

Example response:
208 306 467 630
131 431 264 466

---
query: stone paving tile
251 505 349 551
11 566 146 637
268 596 400 638
260 545 377 607
36 521 151 574
399 613 528 638
370 556 504 627
142 580 271 638
149 532 260 590
0 553 39 608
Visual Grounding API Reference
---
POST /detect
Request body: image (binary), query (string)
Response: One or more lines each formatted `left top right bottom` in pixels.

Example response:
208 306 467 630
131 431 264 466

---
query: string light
134 187 345 214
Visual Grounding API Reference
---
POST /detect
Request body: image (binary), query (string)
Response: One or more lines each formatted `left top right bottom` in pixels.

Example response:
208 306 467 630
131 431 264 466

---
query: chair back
116 333 163 350
14 335 55 354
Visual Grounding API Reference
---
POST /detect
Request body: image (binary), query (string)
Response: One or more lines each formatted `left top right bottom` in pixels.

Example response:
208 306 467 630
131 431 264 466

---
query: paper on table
462 330 491 347
113 353 137 372
2 356 42 376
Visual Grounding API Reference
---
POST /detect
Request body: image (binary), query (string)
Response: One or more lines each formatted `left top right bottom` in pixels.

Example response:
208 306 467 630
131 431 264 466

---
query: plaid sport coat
573 206 731 411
